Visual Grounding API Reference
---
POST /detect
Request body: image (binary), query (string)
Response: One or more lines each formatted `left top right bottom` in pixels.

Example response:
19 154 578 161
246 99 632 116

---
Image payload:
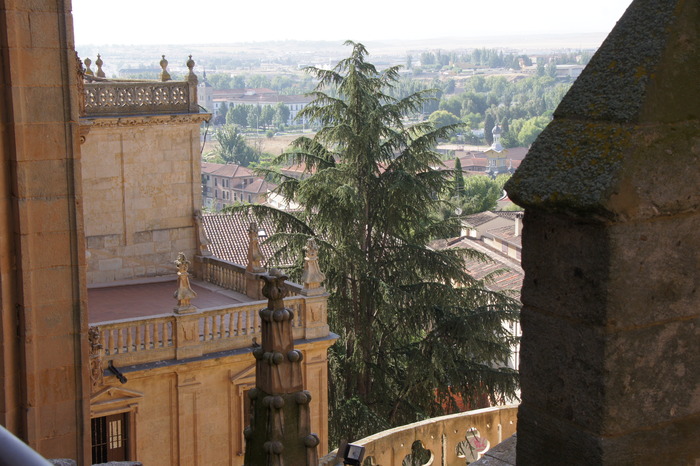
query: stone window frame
230 365 256 457
90 386 144 463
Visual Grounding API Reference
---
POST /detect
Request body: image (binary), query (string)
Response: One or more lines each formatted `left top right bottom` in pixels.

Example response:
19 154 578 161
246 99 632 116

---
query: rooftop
88 277 252 324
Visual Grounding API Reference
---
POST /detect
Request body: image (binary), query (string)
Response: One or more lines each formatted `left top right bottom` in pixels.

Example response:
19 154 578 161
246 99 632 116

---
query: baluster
252 309 259 335
228 311 235 337
204 316 211 341
167 321 174 346
103 329 111 355
153 322 160 348
143 322 151 350
236 310 243 336
212 315 220 340
135 325 141 351
117 328 125 354
126 326 133 352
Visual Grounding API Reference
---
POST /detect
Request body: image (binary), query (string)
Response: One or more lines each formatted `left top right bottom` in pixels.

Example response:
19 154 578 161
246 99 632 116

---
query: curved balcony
319 404 518 466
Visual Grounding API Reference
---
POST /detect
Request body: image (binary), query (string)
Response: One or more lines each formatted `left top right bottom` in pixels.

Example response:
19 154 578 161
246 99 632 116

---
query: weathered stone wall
0 1 90 462
506 0 700 464
92 339 332 465
80 116 206 283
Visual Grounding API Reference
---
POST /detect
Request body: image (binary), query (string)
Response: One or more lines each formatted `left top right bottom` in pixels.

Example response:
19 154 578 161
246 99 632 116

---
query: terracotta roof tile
202 213 279 266
433 236 523 293
462 212 499 227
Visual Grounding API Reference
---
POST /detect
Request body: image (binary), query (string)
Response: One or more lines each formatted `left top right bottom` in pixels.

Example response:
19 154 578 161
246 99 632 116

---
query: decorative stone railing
318 405 518 466
84 80 198 117
199 256 248 294
197 256 303 297
93 295 313 368
81 55 200 117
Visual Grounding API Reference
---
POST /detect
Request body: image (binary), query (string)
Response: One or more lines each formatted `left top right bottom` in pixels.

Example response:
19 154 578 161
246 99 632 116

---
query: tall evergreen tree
244 42 518 443
453 157 465 197
484 112 496 146
214 124 258 166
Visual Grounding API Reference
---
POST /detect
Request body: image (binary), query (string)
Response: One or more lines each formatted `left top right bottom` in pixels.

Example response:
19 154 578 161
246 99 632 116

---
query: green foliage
274 102 290 127
214 124 258 166
261 105 275 127
517 116 550 146
453 157 465 196
240 42 519 444
461 176 502 214
227 105 248 126
428 110 462 129
461 112 482 130
494 173 512 192
484 113 495 145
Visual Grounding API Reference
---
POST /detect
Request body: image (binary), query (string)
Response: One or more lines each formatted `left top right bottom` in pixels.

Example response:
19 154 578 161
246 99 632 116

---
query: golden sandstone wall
93 339 332 465
80 116 207 284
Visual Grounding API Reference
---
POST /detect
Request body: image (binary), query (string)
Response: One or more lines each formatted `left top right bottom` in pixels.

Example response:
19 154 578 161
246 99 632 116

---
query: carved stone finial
84 57 93 76
301 238 326 295
95 54 105 78
186 55 198 84
173 252 197 314
261 269 289 309
193 210 212 256
246 222 266 273
160 55 171 82
76 52 86 117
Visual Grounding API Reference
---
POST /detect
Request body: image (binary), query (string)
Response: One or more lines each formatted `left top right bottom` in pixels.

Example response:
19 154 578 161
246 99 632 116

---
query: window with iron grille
91 413 129 463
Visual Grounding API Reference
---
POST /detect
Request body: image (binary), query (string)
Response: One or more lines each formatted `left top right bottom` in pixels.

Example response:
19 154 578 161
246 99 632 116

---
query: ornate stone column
244 270 320 466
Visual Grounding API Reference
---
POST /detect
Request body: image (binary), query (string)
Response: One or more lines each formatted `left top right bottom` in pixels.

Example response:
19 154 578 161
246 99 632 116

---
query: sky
72 0 634 46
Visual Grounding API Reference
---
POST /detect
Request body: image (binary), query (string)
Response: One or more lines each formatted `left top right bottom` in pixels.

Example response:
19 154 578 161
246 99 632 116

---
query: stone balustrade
319 405 518 466
94 295 310 368
197 255 303 296
81 55 200 117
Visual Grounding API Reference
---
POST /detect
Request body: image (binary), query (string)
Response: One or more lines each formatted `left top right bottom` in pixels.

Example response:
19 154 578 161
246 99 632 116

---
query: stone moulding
80 113 211 129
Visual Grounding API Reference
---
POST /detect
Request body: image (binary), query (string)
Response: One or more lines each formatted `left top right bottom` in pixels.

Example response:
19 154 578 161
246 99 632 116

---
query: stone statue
246 222 265 273
174 252 197 314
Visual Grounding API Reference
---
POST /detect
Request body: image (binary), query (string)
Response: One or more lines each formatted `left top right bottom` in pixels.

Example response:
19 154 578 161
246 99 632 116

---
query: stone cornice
80 112 211 128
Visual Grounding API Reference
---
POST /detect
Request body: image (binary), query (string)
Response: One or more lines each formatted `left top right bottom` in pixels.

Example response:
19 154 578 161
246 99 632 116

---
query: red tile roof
201 213 280 267
431 236 523 293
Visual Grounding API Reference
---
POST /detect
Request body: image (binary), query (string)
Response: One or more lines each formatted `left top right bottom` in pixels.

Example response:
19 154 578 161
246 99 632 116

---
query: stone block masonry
505 0 700 464
81 115 208 284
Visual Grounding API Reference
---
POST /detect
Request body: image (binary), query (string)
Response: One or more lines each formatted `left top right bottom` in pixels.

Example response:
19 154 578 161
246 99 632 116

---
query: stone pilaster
506 0 700 464
0 1 90 461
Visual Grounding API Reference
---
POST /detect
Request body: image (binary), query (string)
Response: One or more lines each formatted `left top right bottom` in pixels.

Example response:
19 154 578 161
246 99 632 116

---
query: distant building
197 79 313 126
201 162 277 210
431 210 524 371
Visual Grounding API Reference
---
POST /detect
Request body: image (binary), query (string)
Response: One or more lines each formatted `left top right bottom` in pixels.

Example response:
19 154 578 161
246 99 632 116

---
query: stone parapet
92 295 306 367
319 405 518 466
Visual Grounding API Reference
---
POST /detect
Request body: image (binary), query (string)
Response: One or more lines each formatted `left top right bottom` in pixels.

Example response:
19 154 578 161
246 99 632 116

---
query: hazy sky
72 0 634 46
